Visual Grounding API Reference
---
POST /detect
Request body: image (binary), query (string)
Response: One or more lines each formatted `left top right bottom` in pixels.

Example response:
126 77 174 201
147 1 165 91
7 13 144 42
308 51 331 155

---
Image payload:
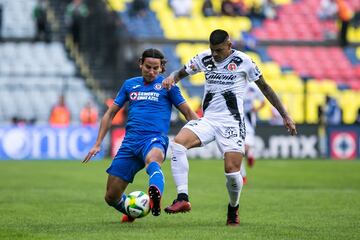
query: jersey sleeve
114 81 128 107
184 54 203 75
245 57 262 82
168 85 186 107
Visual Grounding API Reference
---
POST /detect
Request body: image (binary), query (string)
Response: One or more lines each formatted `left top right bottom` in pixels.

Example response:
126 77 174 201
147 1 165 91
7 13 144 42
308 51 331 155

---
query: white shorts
183 117 245 157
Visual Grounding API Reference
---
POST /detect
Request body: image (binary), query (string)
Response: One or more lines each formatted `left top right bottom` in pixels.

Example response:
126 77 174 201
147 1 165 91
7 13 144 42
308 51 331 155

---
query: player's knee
171 141 187 153
104 192 117 206
173 136 187 147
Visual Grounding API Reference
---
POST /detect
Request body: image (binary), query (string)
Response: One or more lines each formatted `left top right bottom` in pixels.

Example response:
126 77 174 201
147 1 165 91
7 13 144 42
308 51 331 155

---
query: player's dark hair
139 48 167 73
209 29 229 45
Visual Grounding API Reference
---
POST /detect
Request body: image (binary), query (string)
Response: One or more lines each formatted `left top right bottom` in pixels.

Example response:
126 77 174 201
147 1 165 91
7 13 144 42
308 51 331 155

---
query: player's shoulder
154 75 165 83
123 76 142 86
232 49 252 62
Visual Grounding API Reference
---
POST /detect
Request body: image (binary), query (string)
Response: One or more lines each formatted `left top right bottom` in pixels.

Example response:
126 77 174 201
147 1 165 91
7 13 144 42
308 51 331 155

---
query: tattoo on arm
174 68 189 83
255 76 288 118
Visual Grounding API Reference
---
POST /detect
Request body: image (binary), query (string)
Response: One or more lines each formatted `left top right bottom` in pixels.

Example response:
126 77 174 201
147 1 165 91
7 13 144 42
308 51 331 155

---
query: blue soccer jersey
114 75 185 137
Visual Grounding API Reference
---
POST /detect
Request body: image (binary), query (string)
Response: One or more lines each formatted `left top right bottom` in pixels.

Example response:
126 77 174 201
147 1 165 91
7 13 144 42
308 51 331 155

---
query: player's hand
283 116 297 136
162 76 175 90
83 145 101 163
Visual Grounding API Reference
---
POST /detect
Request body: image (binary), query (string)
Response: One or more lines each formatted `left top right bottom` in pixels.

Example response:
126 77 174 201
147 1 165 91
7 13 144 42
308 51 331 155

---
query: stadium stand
104 0 360 124
0 0 100 125
252 0 360 43
0 0 37 39
0 42 95 124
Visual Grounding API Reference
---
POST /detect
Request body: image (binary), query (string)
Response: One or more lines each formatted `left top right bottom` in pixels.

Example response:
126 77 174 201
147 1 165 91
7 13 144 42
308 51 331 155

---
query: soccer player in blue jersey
83 48 198 222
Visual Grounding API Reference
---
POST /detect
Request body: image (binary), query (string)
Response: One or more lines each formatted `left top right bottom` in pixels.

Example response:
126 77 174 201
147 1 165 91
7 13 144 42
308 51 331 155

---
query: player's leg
104 175 128 213
105 145 142 222
144 145 166 216
165 119 214 214
215 120 245 226
240 159 247 184
224 151 243 226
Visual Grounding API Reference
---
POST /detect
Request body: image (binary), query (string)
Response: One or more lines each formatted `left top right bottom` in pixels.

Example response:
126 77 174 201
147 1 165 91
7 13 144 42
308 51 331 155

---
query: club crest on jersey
227 63 237 71
130 92 138 100
154 83 162 91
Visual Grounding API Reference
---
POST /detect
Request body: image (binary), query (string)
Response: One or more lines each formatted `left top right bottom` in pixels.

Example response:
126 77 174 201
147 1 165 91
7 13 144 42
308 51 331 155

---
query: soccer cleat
247 155 255 168
121 214 135 223
226 204 240 226
148 185 161 216
164 199 191 214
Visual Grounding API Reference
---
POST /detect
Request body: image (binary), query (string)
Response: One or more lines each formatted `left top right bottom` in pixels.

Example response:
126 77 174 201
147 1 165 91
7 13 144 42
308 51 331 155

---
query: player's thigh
143 136 168 166
179 118 215 148
106 146 144 183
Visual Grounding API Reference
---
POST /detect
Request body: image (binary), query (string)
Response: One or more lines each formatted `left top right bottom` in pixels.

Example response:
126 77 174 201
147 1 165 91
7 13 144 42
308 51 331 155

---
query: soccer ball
124 191 150 218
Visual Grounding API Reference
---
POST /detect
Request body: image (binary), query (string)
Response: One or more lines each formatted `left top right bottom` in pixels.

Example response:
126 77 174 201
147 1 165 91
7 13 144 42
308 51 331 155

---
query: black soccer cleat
226 204 240 226
148 185 161 216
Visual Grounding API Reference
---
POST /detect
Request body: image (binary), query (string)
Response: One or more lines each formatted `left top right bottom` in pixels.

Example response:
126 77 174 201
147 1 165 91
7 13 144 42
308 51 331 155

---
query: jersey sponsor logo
201 56 215 71
224 127 238 139
129 92 160 101
132 84 141 89
232 56 243 66
154 83 162 91
205 72 236 85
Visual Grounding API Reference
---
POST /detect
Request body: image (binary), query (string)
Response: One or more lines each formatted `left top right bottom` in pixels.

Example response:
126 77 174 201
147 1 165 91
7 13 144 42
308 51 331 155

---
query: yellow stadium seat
306 93 325 123
339 90 360 124
356 47 360 60
190 74 206 86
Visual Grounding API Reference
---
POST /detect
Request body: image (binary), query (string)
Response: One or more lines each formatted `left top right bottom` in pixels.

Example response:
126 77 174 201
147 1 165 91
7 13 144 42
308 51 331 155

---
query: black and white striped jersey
184 49 262 122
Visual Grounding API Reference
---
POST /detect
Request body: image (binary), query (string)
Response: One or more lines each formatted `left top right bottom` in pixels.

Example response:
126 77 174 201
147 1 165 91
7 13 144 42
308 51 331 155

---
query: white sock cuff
171 142 187 152
225 171 241 177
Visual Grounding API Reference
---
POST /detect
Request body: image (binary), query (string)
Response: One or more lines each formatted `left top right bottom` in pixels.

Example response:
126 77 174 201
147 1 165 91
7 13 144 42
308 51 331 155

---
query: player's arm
254 76 297 135
162 67 189 90
176 102 199 121
83 104 121 163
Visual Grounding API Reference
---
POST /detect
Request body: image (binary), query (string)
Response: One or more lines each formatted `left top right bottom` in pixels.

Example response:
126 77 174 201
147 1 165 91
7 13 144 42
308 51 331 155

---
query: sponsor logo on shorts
224 127 238 139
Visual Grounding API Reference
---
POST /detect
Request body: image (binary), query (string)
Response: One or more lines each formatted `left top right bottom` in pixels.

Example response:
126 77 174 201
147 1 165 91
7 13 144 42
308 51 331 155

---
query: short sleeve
168 85 186 107
246 58 262 82
114 81 128 107
184 54 203 75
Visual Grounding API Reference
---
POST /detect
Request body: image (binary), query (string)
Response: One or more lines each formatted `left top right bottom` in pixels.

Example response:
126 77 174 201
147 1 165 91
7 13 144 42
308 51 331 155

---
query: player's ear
139 57 143 69
161 59 167 73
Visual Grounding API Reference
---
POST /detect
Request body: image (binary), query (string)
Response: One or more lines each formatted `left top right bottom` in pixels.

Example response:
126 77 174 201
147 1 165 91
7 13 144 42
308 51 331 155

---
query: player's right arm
162 67 189 90
177 102 199 121
83 81 128 163
83 104 121 163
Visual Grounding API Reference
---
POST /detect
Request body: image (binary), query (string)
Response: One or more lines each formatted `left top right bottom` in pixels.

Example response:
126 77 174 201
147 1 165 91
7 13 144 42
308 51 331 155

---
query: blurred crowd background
0 0 359 127
0 0 359 162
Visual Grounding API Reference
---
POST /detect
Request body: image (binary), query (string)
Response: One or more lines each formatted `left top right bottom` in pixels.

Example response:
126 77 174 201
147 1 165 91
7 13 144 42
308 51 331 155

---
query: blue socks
112 194 127 214
146 162 164 195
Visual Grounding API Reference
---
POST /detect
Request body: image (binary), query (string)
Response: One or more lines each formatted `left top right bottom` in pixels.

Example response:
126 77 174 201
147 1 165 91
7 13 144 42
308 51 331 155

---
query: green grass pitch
1 159 359 240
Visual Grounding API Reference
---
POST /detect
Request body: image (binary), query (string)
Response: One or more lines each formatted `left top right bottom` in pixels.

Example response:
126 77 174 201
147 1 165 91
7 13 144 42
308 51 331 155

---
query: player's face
140 57 162 83
210 40 232 62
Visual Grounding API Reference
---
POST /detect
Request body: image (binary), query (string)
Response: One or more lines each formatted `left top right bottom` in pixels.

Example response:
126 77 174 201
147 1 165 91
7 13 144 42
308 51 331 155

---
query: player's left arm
255 76 297 135
176 102 199 121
